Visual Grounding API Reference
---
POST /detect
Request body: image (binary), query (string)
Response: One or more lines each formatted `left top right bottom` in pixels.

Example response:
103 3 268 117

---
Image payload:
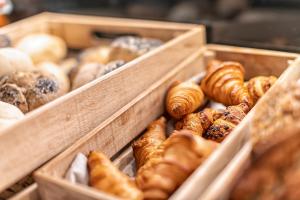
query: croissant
203 103 248 142
88 151 143 200
175 108 223 136
136 130 218 200
201 61 253 110
206 59 222 72
246 76 277 105
132 117 167 170
166 81 205 119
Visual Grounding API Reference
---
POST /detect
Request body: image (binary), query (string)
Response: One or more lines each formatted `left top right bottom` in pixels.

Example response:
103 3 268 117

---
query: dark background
11 0 300 52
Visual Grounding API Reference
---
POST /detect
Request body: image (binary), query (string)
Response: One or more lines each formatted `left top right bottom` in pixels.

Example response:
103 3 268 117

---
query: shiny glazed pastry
132 117 167 170
136 130 218 200
175 108 223 136
88 151 143 200
246 76 277 105
15 33 67 64
203 103 248 142
0 71 65 113
166 81 205 119
201 61 253 109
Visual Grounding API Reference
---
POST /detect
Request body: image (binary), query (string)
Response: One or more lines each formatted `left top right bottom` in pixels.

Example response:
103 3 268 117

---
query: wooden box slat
199 59 300 200
34 46 299 200
0 12 204 192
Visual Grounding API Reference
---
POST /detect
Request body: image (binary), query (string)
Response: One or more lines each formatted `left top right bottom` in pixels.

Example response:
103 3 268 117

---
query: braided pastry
203 103 248 142
136 130 218 200
246 76 277 105
166 81 205 119
132 117 167 170
175 108 223 136
201 61 253 109
88 151 143 200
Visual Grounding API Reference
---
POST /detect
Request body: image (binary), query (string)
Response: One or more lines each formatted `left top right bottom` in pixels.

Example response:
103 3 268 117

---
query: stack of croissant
83 59 277 200
170 59 277 142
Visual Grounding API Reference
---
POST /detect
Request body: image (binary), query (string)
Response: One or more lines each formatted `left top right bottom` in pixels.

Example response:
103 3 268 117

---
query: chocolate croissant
246 76 277 105
136 130 218 200
201 61 253 109
175 108 223 136
132 117 167 170
166 81 205 119
88 151 143 200
203 103 248 142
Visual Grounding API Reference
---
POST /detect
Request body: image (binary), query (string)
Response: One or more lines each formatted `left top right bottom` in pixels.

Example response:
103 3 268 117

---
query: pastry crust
132 117 167 170
175 108 223 136
136 130 218 200
246 75 277 104
203 103 248 142
166 81 205 119
88 151 143 200
201 61 253 109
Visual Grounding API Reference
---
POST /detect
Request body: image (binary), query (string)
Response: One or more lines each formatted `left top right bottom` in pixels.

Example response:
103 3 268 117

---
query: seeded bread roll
109 36 162 62
0 71 65 113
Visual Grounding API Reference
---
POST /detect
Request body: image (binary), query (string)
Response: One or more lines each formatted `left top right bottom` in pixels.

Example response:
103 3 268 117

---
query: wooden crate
0 12 205 192
199 59 300 200
34 45 299 200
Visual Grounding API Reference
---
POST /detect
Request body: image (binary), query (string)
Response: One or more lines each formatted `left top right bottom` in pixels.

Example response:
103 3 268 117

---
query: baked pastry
0 71 64 113
0 48 35 77
71 62 104 90
109 36 162 62
71 60 126 90
79 46 112 65
38 62 70 94
0 101 24 128
132 117 167 170
136 130 218 200
230 126 300 200
88 151 143 200
15 33 67 64
246 76 277 105
175 108 223 136
203 103 248 142
201 61 253 109
206 59 222 72
166 81 205 119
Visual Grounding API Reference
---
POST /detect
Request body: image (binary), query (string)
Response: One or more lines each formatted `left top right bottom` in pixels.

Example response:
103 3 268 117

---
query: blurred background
4 0 300 52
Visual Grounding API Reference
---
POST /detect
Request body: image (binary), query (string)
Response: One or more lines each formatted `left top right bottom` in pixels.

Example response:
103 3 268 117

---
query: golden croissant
206 59 222 72
201 61 253 110
166 81 205 119
88 151 143 200
175 108 223 136
136 130 218 200
132 117 167 170
203 103 248 142
246 76 277 105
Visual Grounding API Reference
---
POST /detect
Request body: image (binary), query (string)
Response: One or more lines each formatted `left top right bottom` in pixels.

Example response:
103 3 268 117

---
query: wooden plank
44 12 204 48
9 184 40 200
0 13 50 45
0 26 203 191
197 58 300 200
34 49 205 200
199 143 252 200
207 44 298 79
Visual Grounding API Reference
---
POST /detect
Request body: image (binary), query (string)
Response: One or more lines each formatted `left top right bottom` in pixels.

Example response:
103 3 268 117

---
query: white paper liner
65 153 89 185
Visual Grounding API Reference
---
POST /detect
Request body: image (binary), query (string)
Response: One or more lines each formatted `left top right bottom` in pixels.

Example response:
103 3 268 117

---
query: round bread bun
15 33 67 64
